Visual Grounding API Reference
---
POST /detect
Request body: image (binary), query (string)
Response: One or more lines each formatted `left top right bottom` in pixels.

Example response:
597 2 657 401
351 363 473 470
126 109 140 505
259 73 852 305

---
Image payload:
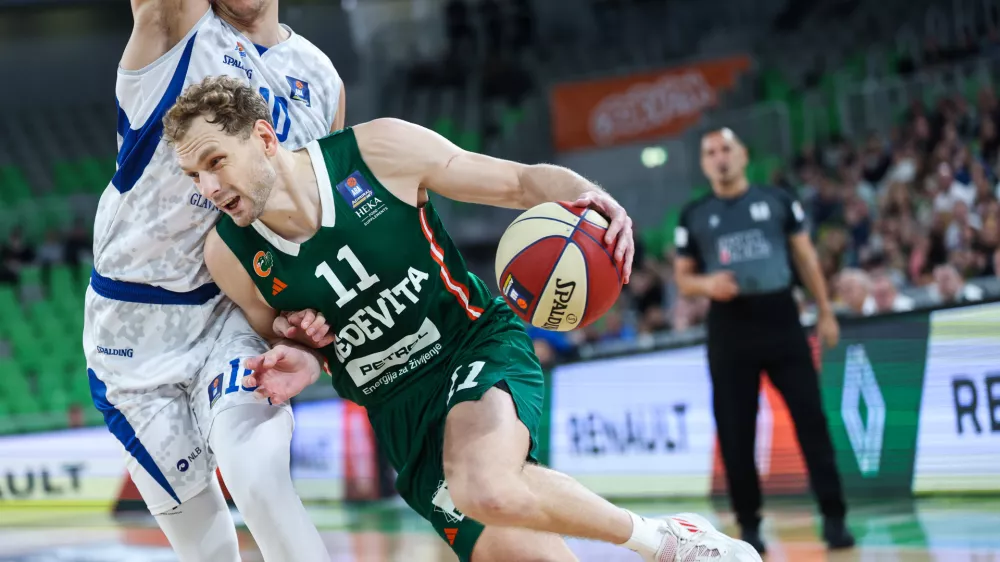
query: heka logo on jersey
235 42 248 58
337 171 388 226
286 76 311 107
253 250 274 277
502 274 534 312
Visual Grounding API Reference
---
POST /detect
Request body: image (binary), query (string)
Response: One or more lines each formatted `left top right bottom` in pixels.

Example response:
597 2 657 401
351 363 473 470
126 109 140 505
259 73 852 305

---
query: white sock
211 404 330 562
153 479 240 562
620 509 664 557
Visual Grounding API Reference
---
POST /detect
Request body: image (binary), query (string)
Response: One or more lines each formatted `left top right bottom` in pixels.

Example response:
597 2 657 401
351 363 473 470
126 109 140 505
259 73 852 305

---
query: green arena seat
52 160 82 195
14 199 46 243
39 195 74 234
78 156 109 192
50 264 80 298
3 365 42 417
0 165 32 204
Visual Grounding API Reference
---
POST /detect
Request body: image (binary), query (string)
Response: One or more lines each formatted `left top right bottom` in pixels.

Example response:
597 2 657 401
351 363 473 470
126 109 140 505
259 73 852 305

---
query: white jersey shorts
83 275 288 515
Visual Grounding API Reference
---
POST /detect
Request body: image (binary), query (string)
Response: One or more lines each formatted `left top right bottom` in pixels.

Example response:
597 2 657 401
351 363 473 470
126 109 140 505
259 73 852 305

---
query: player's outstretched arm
355 118 599 210
122 0 210 71
354 118 635 280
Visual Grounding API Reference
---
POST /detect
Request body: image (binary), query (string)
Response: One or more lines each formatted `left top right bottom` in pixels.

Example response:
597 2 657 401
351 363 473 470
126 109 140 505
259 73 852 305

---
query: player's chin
228 209 253 227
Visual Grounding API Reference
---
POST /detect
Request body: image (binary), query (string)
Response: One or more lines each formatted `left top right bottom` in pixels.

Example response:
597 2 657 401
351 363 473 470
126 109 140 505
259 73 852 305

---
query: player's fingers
286 309 307 326
612 216 632 260
571 192 595 208
603 203 627 245
244 373 259 388
245 355 265 373
316 334 336 348
299 309 316 331
312 322 331 344
262 348 286 370
622 241 635 285
307 313 326 337
273 316 293 337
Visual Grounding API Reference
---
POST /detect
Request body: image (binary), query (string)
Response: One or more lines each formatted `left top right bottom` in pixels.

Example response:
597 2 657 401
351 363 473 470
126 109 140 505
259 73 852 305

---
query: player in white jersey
82 0 343 560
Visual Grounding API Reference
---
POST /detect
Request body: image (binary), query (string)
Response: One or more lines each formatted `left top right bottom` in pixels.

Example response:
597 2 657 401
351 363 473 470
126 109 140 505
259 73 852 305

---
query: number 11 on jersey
315 245 380 307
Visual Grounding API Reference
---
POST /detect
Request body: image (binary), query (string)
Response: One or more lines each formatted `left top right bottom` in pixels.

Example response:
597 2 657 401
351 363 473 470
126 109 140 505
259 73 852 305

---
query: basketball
494 201 625 332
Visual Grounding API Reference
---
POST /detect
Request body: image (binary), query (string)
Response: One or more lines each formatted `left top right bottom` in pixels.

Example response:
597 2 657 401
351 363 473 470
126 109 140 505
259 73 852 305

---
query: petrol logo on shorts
502 274 534 313
253 250 274 278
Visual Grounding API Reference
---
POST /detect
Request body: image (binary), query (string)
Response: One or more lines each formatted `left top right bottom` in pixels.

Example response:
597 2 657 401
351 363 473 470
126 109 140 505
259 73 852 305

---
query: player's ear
255 119 280 156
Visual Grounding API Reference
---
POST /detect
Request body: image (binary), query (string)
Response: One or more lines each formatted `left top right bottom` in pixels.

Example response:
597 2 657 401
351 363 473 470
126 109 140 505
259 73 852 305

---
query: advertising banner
0 427 124 507
913 303 1000 493
549 345 717 498
819 313 931 497
549 55 752 152
290 399 346 501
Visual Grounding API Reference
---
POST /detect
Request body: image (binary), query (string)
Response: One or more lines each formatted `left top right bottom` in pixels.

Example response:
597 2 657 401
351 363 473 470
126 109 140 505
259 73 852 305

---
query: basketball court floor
2 497 999 561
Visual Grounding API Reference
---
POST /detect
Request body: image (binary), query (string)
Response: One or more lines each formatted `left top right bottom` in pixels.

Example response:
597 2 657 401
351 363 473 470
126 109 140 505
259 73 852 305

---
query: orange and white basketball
494 201 624 332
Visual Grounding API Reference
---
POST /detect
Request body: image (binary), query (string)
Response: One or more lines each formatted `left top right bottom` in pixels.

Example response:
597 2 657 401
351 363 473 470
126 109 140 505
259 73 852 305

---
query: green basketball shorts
367 311 545 561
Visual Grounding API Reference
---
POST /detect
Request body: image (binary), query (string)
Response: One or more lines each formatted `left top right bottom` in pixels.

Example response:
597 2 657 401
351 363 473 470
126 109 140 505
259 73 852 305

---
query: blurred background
1 0 1000 560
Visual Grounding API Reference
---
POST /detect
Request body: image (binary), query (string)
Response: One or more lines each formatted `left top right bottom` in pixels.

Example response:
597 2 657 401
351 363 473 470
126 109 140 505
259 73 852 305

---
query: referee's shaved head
700 127 748 188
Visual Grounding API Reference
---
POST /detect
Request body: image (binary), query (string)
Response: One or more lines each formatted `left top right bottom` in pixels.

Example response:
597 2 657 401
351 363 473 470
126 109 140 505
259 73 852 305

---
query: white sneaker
650 513 763 562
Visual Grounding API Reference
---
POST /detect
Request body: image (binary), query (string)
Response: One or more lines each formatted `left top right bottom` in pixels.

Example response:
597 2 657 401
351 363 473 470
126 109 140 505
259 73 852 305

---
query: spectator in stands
861 132 891 185
627 265 668 334
37 229 65 282
932 263 984 304
63 219 93 275
869 272 915 314
1 227 35 281
834 268 871 316
994 247 1000 278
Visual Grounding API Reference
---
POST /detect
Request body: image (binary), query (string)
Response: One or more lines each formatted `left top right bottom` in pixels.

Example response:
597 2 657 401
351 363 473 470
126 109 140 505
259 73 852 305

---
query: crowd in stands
0 223 92 286
531 87 1000 366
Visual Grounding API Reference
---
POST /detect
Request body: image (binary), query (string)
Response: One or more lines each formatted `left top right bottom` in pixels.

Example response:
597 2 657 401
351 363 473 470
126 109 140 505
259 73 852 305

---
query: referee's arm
781 192 840 348
673 206 738 301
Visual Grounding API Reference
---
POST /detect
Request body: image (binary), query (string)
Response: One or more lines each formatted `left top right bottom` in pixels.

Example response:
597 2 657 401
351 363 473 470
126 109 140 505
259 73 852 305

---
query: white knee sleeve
210 404 330 562
153 477 240 562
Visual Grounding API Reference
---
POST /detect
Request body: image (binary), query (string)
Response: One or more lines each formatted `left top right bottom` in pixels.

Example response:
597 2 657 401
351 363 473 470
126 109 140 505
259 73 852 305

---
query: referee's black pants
707 293 846 530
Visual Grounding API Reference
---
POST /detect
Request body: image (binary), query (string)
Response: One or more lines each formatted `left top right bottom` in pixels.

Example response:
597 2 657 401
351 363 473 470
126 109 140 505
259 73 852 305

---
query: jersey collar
250 140 335 257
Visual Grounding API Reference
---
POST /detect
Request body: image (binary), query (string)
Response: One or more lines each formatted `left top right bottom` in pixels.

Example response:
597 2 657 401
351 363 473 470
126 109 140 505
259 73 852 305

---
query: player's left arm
354 118 634 281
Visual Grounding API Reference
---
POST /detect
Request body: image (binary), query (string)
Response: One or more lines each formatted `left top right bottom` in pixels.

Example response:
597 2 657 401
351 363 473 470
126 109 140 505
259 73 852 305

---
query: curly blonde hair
162 75 272 145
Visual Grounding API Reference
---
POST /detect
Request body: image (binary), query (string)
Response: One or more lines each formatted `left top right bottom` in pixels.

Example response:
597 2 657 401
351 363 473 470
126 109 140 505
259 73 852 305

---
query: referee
674 129 855 553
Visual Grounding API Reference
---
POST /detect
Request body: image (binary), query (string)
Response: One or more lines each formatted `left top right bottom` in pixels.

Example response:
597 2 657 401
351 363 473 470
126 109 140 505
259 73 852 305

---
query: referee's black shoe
823 517 856 549
740 527 766 554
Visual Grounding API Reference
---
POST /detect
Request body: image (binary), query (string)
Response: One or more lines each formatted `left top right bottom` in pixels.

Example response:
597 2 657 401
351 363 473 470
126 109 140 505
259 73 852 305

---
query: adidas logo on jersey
272 278 287 296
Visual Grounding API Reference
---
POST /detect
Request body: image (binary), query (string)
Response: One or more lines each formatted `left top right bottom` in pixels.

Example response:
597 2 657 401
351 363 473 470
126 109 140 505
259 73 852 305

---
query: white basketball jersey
94 8 341 293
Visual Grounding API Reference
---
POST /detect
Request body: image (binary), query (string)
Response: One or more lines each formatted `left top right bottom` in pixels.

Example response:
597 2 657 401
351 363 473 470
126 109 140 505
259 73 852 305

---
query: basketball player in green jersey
163 76 762 562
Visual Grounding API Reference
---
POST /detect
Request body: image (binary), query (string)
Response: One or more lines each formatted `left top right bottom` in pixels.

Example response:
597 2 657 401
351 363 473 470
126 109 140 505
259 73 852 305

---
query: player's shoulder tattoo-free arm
122 0 209 71
354 118 603 210
204 228 281 343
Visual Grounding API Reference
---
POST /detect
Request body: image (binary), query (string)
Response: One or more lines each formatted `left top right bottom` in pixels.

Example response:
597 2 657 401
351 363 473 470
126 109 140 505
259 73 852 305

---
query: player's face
700 133 747 184
176 117 276 227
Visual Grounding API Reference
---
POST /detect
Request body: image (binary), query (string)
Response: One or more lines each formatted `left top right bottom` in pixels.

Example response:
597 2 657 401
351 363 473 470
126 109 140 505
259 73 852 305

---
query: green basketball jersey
215 128 502 407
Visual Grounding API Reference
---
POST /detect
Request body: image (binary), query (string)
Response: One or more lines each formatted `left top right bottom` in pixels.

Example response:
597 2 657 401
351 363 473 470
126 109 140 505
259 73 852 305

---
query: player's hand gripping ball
495 201 626 332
